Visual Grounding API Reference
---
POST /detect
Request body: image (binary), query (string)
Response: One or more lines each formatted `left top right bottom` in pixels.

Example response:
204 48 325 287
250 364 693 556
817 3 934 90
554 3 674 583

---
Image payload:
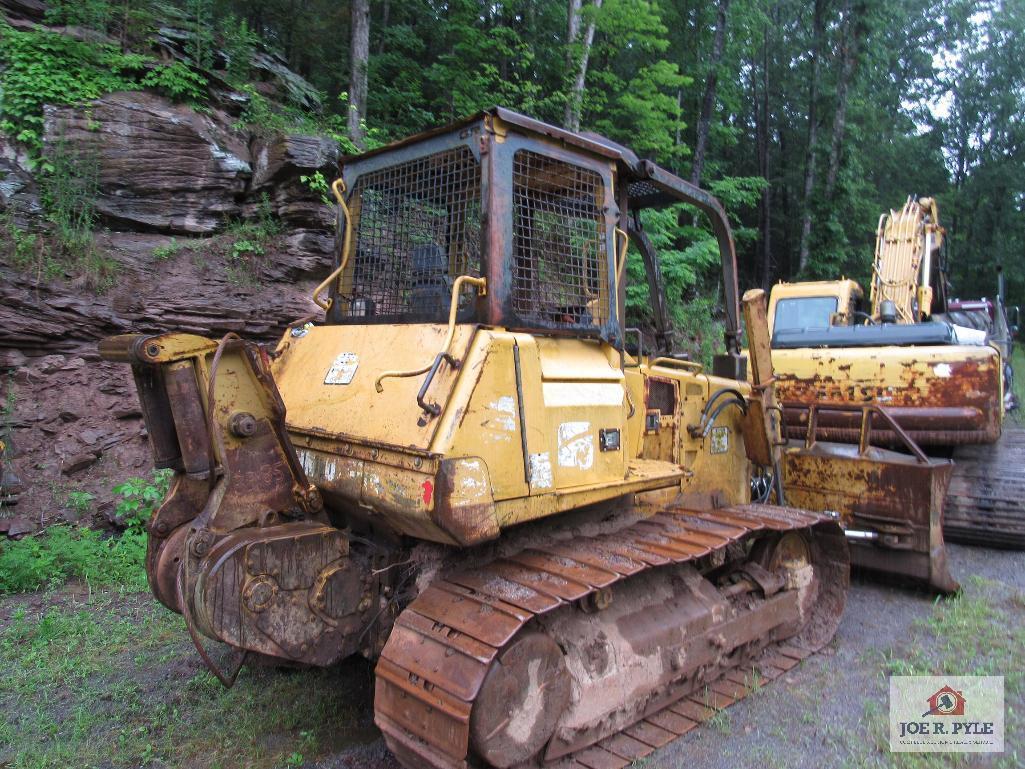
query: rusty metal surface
373 504 848 769
783 442 957 594
191 522 362 666
944 427 1025 548
162 361 211 476
130 363 181 468
777 353 1002 447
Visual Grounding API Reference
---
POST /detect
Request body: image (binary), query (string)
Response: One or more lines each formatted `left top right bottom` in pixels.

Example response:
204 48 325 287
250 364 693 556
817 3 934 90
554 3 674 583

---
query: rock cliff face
45 93 252 234
0 10 346 530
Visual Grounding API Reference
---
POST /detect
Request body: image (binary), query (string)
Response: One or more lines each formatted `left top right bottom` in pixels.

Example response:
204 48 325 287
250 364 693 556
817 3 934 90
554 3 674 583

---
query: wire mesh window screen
512 150 608 328
645 378 677 415
342 146 482 320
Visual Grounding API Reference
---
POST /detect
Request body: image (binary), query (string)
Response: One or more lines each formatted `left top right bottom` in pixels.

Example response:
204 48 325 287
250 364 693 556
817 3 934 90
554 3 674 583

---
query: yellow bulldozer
769 196 1022 549
98 110 961 768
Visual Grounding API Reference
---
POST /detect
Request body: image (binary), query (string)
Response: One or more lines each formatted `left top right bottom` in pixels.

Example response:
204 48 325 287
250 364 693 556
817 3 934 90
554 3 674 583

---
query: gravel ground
640 542 1025 769
319 543 1024 769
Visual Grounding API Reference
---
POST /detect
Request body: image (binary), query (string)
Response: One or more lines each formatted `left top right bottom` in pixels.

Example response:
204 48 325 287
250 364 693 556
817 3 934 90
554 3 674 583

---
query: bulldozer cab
324 108 745 371
328 113 617 340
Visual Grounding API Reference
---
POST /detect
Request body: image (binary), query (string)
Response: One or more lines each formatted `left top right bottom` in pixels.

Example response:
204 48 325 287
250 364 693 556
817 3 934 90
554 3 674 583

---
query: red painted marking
421 480 433 506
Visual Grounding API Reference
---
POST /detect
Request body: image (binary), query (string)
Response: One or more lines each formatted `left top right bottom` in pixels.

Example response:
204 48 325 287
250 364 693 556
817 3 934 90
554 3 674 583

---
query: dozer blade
374 503 849 769
783 441 957 594
944 426 1025 549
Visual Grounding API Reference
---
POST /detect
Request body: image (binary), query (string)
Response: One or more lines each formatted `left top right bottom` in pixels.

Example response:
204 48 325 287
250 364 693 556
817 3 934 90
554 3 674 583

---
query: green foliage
37 137 118 291
140 60 208 103
300 170 332 206
234 86 382 156
0 212 47 277
1 139 116 290
424 4 541 119
185 0 215 69
214 195 282 286
1 0 1018 336
0 22 147 155
586 0 689 164
0 525 147 594
625 176 764 363
151 238 194 260
65 490 95 517
111 469 171 531
219 13 259 85
43 0 113 31
0 470 170 595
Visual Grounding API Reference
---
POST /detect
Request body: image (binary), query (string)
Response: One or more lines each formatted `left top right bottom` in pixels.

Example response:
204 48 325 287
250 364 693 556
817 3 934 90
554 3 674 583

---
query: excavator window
341 145 483 321
773 296 838 334
511 150 608 328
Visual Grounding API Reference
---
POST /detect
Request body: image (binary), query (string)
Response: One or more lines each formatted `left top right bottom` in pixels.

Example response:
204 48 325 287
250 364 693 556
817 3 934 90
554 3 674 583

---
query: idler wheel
470 631 570 768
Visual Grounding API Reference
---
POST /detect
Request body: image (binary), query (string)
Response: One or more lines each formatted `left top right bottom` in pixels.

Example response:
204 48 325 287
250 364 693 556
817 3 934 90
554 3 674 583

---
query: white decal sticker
709 426 729 455
558 422 594 469
296 448 338 481
529 452 553 489
325 352 359 384
488 396 517 432
933 363 953 378
543 382 624 407
458 459 488 498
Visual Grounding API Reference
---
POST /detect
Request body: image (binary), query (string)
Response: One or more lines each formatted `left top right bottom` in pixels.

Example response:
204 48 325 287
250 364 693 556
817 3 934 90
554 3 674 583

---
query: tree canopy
11 0 1025 344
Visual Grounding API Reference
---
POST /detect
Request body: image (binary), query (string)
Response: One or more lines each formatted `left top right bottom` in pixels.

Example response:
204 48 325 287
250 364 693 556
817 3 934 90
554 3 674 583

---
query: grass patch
220 196 282 287
151 238 195 260
0 525 147 595
0 591 377 768
0 471 170 596
0 461 378 767
0 139 117 292
832 575 1025 768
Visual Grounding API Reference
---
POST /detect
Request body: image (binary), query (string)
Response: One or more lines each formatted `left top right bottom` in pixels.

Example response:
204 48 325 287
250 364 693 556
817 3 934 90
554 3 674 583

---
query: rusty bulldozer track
944 427 1025 548
375 503 848 769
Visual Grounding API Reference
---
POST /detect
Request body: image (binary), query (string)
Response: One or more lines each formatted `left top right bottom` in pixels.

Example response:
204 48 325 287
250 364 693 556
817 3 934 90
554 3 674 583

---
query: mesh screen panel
646 378 677 415
342 146 482 319
512 151 608 327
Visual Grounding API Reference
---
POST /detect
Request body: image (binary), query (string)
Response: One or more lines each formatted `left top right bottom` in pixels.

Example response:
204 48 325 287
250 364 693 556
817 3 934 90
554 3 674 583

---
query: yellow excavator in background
98 110 959 769
769 196 1023 548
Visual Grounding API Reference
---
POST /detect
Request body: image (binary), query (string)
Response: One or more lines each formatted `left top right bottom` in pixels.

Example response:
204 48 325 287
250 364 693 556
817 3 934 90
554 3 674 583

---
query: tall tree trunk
348 0 370 149
675 89 683 147
758 22 773 290
566 0 582 51
691 0 732 186
797 0 826 274
376 0 390 56
824 0 856 200
564 0 603 131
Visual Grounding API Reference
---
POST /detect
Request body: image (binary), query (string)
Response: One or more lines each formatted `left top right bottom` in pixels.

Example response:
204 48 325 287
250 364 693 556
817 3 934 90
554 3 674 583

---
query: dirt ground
1 541 1021 769
635 543 1025 769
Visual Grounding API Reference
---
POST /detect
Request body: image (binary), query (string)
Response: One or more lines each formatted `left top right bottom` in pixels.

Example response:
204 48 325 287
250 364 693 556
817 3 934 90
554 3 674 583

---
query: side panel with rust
774 344 1002 445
